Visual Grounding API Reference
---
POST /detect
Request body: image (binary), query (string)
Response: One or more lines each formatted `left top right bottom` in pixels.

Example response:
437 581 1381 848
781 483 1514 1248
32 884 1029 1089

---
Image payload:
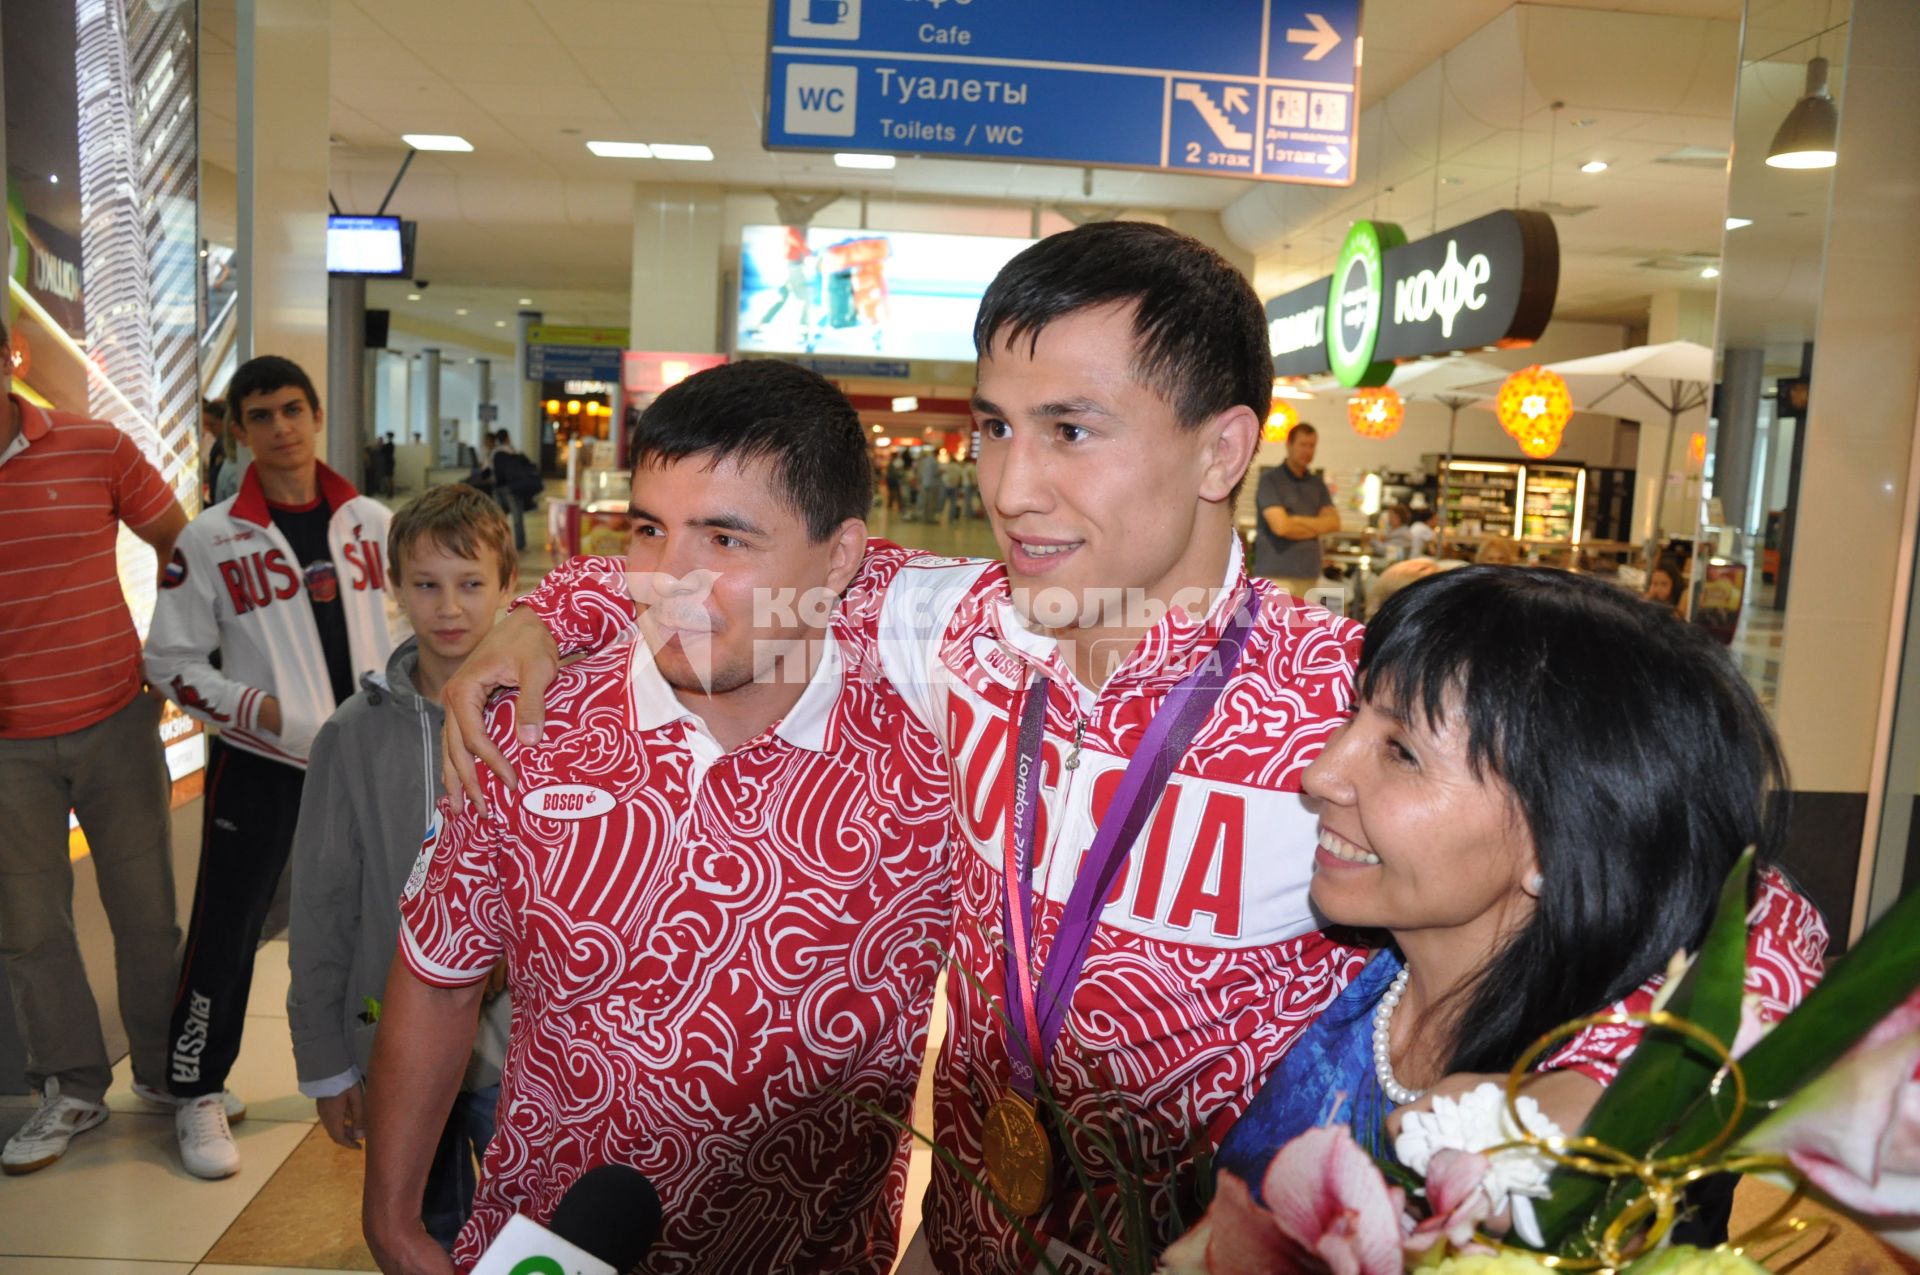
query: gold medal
982 1094 1053 1217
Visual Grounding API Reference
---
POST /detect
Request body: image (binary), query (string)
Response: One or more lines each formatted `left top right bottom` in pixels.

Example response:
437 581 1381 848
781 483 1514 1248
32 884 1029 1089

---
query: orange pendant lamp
1348 386 1404 439
1496 365 1572 458
1263 399 1300 444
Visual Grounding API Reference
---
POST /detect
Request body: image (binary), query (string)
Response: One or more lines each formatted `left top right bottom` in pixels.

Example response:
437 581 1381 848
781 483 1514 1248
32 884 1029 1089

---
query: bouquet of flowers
1156 853 1920 1274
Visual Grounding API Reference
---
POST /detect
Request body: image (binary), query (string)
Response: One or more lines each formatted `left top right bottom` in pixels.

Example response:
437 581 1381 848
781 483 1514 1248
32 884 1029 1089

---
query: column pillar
515 309 543 459
235 0 329 379
1713 347 1766 535
629 184 726 352
475 357 493 458
1770 0 1920 940
326 276 366 481
421 348 442 466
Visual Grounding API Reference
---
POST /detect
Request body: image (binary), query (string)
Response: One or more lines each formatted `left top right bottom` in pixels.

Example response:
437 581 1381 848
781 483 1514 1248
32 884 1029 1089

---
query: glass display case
1437 460 1523 538
1520 464 1587 543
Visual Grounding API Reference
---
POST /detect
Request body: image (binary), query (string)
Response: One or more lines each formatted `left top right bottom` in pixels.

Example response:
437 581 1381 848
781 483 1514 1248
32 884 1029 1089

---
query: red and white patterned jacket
400 544 952 1274
529 539 1826 1274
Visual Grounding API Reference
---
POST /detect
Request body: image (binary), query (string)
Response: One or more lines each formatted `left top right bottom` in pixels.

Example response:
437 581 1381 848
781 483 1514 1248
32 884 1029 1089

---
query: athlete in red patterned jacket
363 362 952 1275
449 224 1824 1273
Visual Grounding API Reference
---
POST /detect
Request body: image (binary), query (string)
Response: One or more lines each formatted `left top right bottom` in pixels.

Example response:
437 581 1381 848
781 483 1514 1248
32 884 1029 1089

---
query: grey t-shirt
1253 463 1335 579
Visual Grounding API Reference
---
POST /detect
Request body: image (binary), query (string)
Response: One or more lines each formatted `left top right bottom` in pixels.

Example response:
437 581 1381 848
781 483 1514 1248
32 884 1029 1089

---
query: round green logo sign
1326 219 1406 387
508 1258 566 1275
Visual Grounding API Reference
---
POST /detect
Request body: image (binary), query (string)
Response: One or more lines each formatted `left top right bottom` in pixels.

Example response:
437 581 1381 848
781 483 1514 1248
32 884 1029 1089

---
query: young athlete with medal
984 594 1260 1218
438 224 1817 1273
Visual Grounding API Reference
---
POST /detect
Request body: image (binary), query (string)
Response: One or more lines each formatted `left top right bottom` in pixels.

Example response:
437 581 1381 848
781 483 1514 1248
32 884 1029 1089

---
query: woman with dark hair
1212 565 1823 1208
1647 556 1685 609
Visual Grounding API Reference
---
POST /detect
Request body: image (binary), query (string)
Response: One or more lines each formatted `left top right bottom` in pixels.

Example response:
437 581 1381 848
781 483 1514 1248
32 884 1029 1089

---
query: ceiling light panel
402 134 473 152
649 143 714 162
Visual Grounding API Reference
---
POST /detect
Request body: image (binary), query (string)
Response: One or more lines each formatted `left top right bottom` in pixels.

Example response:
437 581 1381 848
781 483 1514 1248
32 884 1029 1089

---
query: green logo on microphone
508 1259 566 1275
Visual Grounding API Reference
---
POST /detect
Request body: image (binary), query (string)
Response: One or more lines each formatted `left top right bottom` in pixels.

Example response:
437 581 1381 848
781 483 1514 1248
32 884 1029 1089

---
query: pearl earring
1526 871 1545 896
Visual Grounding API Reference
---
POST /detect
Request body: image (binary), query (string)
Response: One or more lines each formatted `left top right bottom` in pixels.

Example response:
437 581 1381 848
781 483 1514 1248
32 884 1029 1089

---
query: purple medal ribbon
1000 589 1260 1099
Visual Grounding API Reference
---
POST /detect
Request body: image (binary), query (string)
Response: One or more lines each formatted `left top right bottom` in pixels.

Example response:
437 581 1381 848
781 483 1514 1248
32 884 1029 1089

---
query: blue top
1214 951 1403 1200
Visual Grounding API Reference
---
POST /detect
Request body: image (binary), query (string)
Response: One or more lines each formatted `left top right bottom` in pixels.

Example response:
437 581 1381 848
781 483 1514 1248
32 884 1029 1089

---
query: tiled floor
0 940 344 1273
1 943 945 1273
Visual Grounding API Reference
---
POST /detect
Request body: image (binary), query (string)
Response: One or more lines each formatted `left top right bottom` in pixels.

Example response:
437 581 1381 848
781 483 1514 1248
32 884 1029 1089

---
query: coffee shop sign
1274 244 1491 352
1265 209 1561 388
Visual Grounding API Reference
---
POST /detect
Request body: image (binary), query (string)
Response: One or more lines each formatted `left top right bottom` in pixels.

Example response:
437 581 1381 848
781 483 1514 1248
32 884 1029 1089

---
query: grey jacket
286 637 510 1096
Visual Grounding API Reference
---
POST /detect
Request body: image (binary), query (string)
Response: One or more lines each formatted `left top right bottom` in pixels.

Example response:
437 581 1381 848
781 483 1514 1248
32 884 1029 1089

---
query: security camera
413 280 430 289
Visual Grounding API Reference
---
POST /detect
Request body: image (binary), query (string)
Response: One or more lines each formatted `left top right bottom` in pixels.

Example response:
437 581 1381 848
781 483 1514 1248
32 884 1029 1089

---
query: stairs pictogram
1174 83 1252 150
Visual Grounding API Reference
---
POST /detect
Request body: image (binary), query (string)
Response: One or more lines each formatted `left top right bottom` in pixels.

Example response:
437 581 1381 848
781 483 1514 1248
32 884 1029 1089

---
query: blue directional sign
764 0 1362 186
525 344 623 383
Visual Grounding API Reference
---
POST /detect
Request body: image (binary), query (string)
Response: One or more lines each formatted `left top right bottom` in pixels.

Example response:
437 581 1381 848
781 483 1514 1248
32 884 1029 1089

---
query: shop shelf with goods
1374 467 1437 519
1435 458 1524 542
1519 463 1587 544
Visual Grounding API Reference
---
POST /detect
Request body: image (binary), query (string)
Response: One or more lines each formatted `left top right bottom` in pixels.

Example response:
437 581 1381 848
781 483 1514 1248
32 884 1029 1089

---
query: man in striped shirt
0 316 191 1174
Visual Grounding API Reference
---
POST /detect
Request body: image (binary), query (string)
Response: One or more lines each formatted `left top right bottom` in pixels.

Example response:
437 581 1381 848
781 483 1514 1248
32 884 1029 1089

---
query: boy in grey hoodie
287 484 517 1250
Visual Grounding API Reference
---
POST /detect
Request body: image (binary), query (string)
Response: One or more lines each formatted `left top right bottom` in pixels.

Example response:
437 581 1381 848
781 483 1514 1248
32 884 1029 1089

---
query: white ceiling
196 0 1831 347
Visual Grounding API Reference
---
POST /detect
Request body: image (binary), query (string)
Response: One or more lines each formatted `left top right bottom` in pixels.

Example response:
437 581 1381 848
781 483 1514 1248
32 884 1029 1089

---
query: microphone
471 1164 663 1275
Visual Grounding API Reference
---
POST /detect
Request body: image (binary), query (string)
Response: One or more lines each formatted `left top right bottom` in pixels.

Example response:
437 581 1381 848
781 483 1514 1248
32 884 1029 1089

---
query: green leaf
1541 871 1920 1260
1670 876 1920 1151
1528 850 1755 1249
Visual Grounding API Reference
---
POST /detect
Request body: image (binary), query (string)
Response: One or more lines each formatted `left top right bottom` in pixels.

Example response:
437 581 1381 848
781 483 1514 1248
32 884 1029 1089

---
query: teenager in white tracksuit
145 358 392 1175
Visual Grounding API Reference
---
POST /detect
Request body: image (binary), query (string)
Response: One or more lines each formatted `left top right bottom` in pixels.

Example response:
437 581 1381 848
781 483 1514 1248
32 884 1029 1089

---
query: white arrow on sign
1287 12 1341 61
1222 86 1251 114
1174 82 1254 149
1322 145 1348 174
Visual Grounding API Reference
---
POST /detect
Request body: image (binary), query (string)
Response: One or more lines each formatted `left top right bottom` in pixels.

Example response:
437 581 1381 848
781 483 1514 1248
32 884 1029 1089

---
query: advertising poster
736 223 1033 363
5 0 204 803
1693 561 1748 647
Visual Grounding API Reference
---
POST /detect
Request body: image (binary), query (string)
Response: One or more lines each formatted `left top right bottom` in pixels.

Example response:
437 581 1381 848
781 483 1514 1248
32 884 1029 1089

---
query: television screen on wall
735 224 1034 363
326 214 407 276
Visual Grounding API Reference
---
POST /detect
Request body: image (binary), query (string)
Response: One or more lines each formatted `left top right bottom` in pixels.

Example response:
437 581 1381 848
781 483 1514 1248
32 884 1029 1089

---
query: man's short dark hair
225 355 320 422
628 360 871 542
1288 422 1317 443
973 221 1272 431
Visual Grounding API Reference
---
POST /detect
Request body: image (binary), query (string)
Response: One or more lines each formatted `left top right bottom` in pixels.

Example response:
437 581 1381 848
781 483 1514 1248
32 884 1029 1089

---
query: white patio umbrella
1322 357 1515 532
1514 340 1714 545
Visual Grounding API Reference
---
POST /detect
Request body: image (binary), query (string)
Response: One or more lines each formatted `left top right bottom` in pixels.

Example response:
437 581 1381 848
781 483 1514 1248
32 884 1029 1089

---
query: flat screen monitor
327 215 406 276
735 224 1034 363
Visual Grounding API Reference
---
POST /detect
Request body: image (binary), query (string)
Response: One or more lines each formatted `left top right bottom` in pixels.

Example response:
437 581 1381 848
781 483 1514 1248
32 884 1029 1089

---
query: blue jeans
422 1084 501 1253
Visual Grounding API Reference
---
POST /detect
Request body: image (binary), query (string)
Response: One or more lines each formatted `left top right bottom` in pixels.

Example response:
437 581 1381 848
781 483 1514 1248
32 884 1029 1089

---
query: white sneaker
2 1079 108 1175
175 1093 241 1180
132 1080 247 1122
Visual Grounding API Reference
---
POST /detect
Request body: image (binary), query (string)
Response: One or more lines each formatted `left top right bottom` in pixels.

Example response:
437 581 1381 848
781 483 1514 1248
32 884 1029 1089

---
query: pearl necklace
1372 967 1427 1106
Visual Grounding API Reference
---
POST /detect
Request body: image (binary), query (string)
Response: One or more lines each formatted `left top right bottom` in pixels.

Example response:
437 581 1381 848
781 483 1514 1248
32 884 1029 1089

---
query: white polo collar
623 628 843 753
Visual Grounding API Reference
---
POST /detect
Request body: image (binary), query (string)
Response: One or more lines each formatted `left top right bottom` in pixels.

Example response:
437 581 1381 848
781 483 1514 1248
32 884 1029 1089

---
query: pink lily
1157 1127 1407 1275
1403 1149 1496 1254
1261 1126 1409 1275
1738 989 1920 1217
